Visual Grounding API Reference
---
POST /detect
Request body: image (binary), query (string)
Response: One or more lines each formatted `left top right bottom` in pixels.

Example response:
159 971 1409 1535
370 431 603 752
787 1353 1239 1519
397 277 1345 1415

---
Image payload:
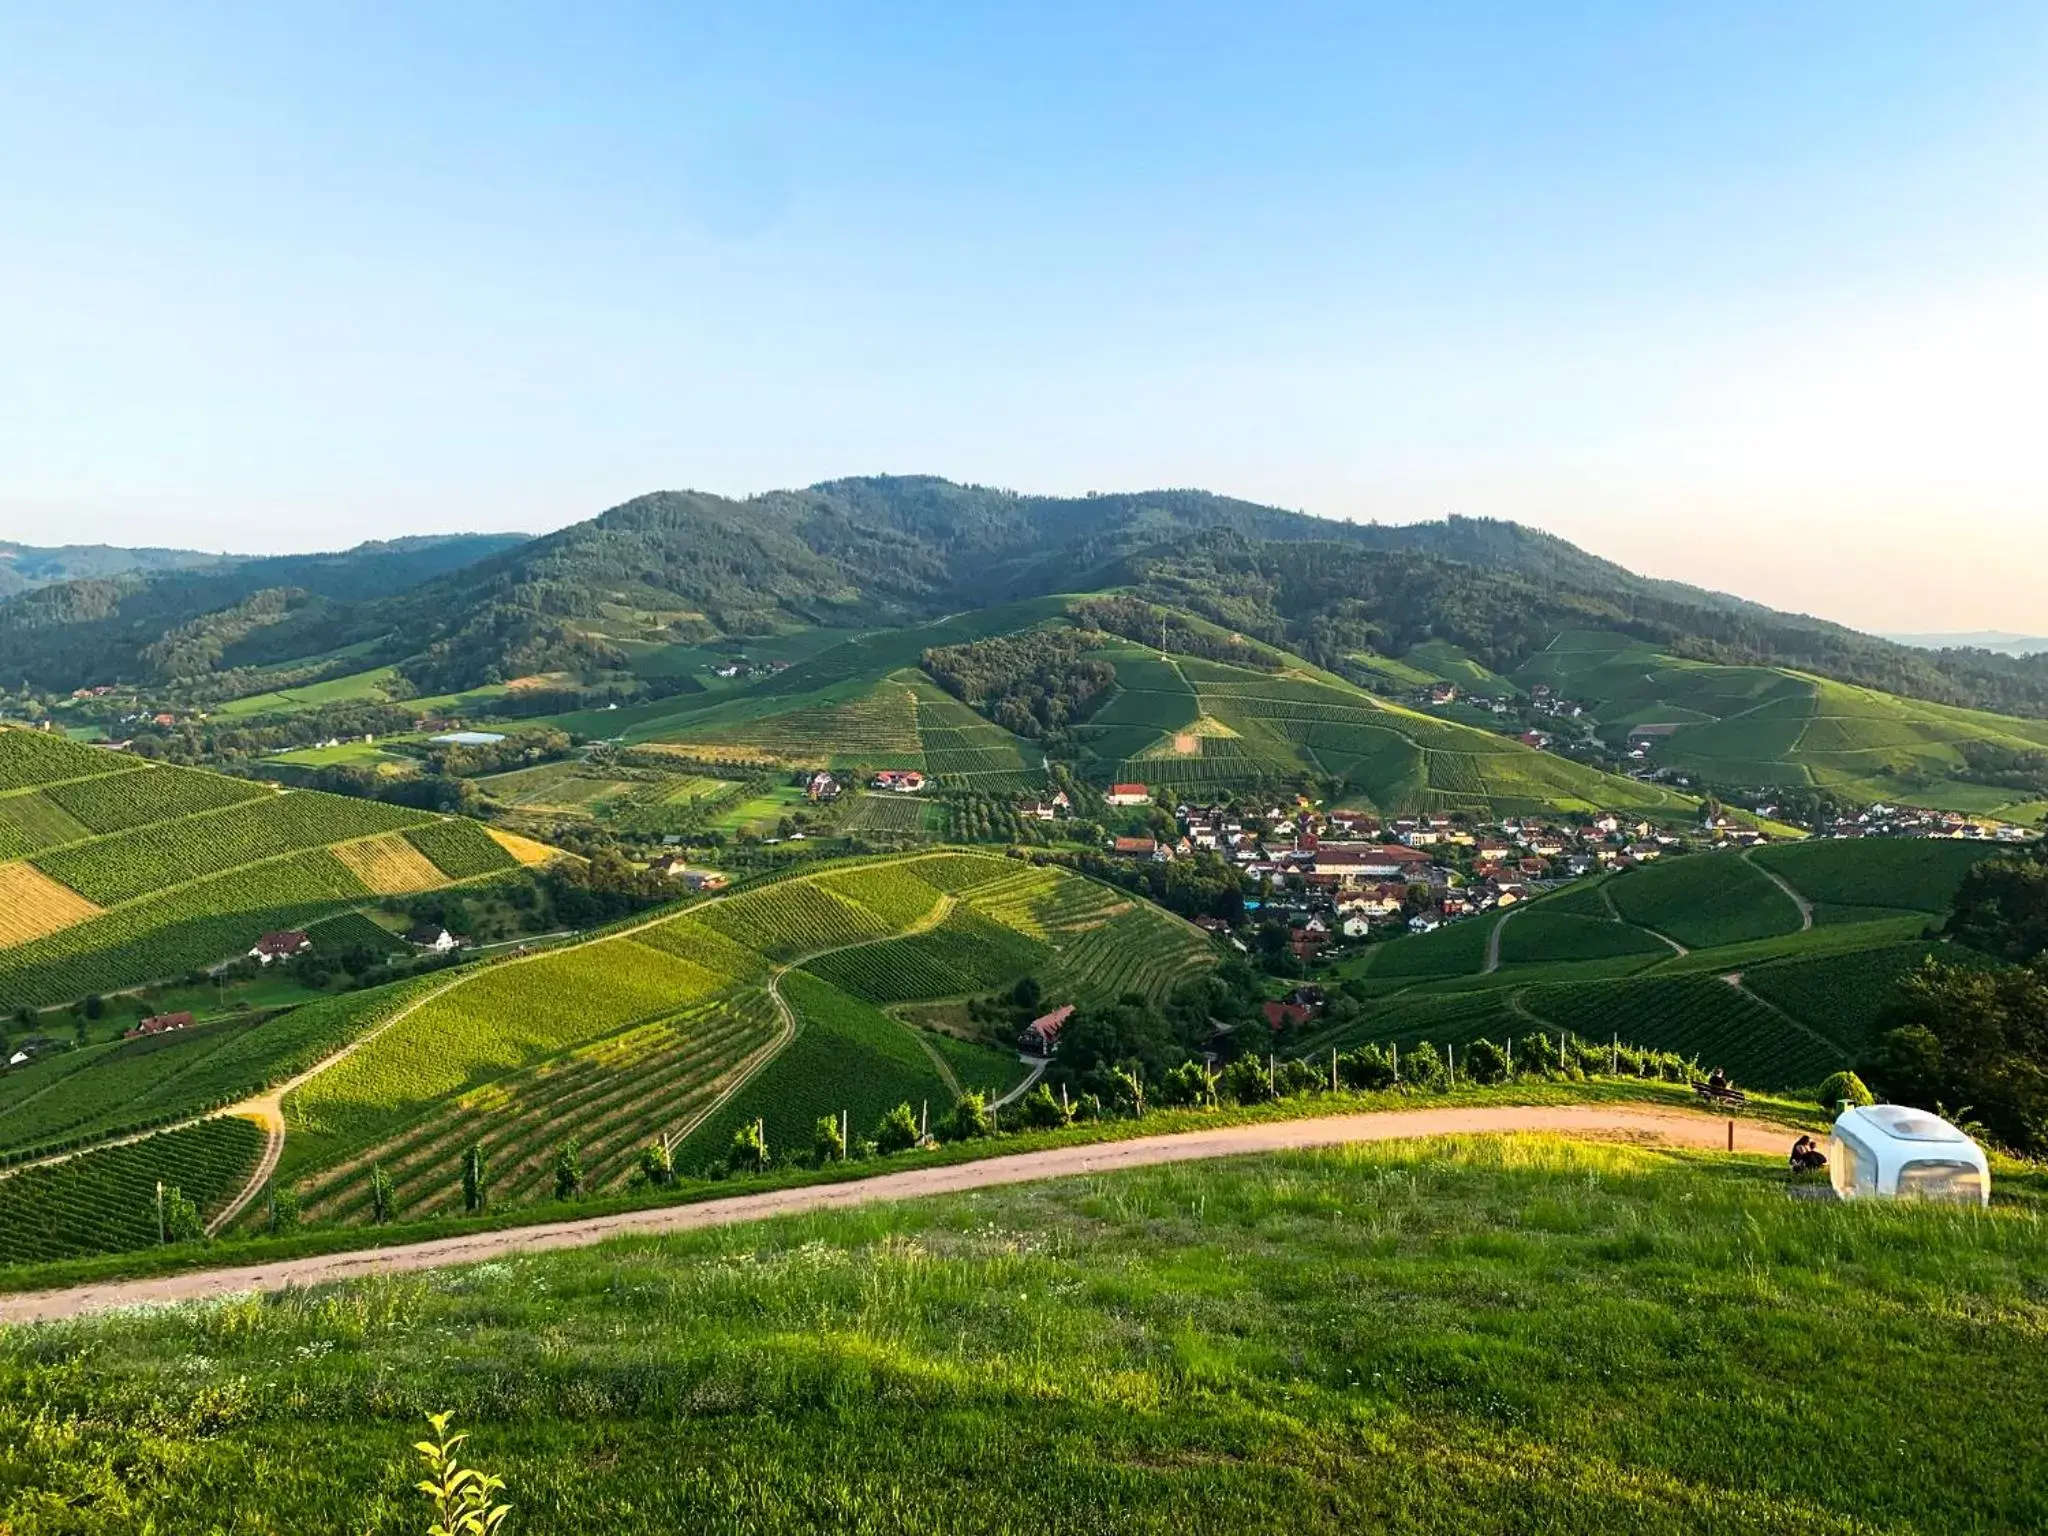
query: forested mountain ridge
0 534 528 689
0 539 225 600
6 478 2047 724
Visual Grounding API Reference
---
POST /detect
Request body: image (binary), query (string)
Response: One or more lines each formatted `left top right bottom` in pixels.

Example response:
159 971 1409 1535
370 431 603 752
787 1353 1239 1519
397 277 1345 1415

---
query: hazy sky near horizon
5 3 2047 634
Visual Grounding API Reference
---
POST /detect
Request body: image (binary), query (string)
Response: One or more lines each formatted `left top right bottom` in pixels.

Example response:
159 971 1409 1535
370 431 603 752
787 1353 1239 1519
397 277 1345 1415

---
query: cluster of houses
1807 803 2038 843
708 658 790 681
1410 679 1588 726
245 923 474 965
1134 802 1701 957
870 769 926 793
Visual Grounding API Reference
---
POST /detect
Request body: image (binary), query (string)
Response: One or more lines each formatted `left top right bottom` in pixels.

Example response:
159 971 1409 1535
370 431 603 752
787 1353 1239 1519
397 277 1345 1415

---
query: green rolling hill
0 847 1217 1261
1314 837 2006 1090
1517 630 2048 819
0 727 543 1011
523 600 1698 820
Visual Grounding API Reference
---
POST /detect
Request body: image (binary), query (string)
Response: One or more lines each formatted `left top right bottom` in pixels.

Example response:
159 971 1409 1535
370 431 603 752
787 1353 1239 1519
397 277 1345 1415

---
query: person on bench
1707 1067 1730 1096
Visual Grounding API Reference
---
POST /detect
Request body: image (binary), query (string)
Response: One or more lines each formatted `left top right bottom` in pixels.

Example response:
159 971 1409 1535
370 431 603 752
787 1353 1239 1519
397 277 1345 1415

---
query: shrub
1016 1083 1073 1129
1464 1038 1510 1086
1516 1032 1558 1075
1339 1044 1395 1091
462 1143 486 1214
413 1411 511 1536
875 1103 921 1154
1217 1055 1272 1106
638 1137 676 1188
1404 1041 1446 1090
1276 1057 1324 1098
813 1114 846 1164
942 1091 995 1142
555 1139 585 1199
369 1164 395 1224
160 1184 204 1244
1105 1065 1146 1118
1072 1092 1104 1123
1818 1069 1875 1109
726 1122 768 1175
1158 1060 1217 1109
267 1184 301 1235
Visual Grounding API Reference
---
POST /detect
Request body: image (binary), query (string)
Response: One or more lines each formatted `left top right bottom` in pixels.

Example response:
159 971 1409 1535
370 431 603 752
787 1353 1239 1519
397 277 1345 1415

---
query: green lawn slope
9 1136 2044 1532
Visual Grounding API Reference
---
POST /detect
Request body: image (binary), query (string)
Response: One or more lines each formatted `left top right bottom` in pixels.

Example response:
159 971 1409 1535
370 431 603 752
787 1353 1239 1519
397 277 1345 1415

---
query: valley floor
2 1133 2043 1534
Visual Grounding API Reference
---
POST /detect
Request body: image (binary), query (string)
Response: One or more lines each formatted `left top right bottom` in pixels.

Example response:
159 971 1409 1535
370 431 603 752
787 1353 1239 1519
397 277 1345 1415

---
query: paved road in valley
0 1102 1798 1323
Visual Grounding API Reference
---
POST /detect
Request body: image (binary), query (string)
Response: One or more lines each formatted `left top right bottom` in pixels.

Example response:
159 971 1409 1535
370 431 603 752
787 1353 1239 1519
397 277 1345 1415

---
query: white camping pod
1829 1104 1989 1206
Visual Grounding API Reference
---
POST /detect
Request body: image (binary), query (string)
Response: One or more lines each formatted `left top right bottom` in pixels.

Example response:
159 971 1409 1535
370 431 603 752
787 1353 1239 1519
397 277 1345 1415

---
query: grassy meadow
3 1136 2043 1533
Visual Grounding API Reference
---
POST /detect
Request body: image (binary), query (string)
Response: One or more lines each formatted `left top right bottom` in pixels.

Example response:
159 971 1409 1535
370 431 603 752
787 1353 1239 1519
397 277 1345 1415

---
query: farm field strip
301 994 779 1221
332 832 448 894
34 791 434 906
0 1116 267 1264
0 861 103 947
0 728 150 792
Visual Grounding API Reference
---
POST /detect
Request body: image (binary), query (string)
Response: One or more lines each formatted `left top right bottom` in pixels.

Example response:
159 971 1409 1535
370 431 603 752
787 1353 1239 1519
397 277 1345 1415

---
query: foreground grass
3 1136 2045 1533
0 1078 1820 1295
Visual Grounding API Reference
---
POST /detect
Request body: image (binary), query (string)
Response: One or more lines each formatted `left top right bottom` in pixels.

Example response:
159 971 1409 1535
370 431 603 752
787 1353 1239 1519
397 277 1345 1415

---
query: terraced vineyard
1604 852 1804 949
673 970 957 1168
295 988 782 1222
0 1116 266 1262
0 979 436 1158
1319 836 2002 1091
1516 629 2048 817
1065 646 1695 819
0 729 550 1008
264 849 1213 1226
1521 974 1846 1086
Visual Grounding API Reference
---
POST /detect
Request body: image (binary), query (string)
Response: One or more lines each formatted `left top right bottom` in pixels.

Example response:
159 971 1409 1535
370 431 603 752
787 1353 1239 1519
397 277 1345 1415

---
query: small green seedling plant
414 1411 510 1535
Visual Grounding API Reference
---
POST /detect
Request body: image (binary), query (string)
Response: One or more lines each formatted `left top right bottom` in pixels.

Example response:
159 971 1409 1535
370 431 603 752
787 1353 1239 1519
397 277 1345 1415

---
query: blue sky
4 2 2046 631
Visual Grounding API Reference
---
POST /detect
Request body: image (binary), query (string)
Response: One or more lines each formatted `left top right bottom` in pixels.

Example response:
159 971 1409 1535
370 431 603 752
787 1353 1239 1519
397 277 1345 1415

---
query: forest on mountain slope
5 477 2047 723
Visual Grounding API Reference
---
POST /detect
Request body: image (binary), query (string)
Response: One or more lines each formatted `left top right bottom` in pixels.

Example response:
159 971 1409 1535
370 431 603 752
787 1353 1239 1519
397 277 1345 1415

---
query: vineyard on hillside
293 987 783 1224
0 730 557 1009
1520 974 1846 1088
266 849 1215 1227
1604 853 1805 950
0 1116 266 1263
675 971 954 1168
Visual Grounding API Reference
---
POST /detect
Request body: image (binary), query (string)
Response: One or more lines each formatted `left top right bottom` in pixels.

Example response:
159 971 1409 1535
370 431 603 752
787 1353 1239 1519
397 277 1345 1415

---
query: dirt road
0 1103 1796 1324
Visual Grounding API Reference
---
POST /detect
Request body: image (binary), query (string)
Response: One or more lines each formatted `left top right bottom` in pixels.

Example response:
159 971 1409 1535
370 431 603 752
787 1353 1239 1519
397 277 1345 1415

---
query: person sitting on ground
1789 1135 1829 1174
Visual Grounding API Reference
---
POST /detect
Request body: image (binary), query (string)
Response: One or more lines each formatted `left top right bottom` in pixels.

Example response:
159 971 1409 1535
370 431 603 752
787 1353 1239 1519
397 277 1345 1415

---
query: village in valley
1089 778 2037 970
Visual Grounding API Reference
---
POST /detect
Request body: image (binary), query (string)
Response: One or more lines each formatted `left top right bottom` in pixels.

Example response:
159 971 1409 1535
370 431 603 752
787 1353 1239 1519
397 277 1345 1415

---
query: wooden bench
1693 1081 1747 1109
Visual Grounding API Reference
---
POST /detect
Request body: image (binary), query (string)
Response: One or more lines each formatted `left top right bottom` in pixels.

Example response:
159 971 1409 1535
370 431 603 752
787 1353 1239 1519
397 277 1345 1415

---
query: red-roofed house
1262 1000 1313 1031
248 930 311 965
870 770 926 793
126 1011 193 1039
1021 1005 1074 1054
1105 783 1152 806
